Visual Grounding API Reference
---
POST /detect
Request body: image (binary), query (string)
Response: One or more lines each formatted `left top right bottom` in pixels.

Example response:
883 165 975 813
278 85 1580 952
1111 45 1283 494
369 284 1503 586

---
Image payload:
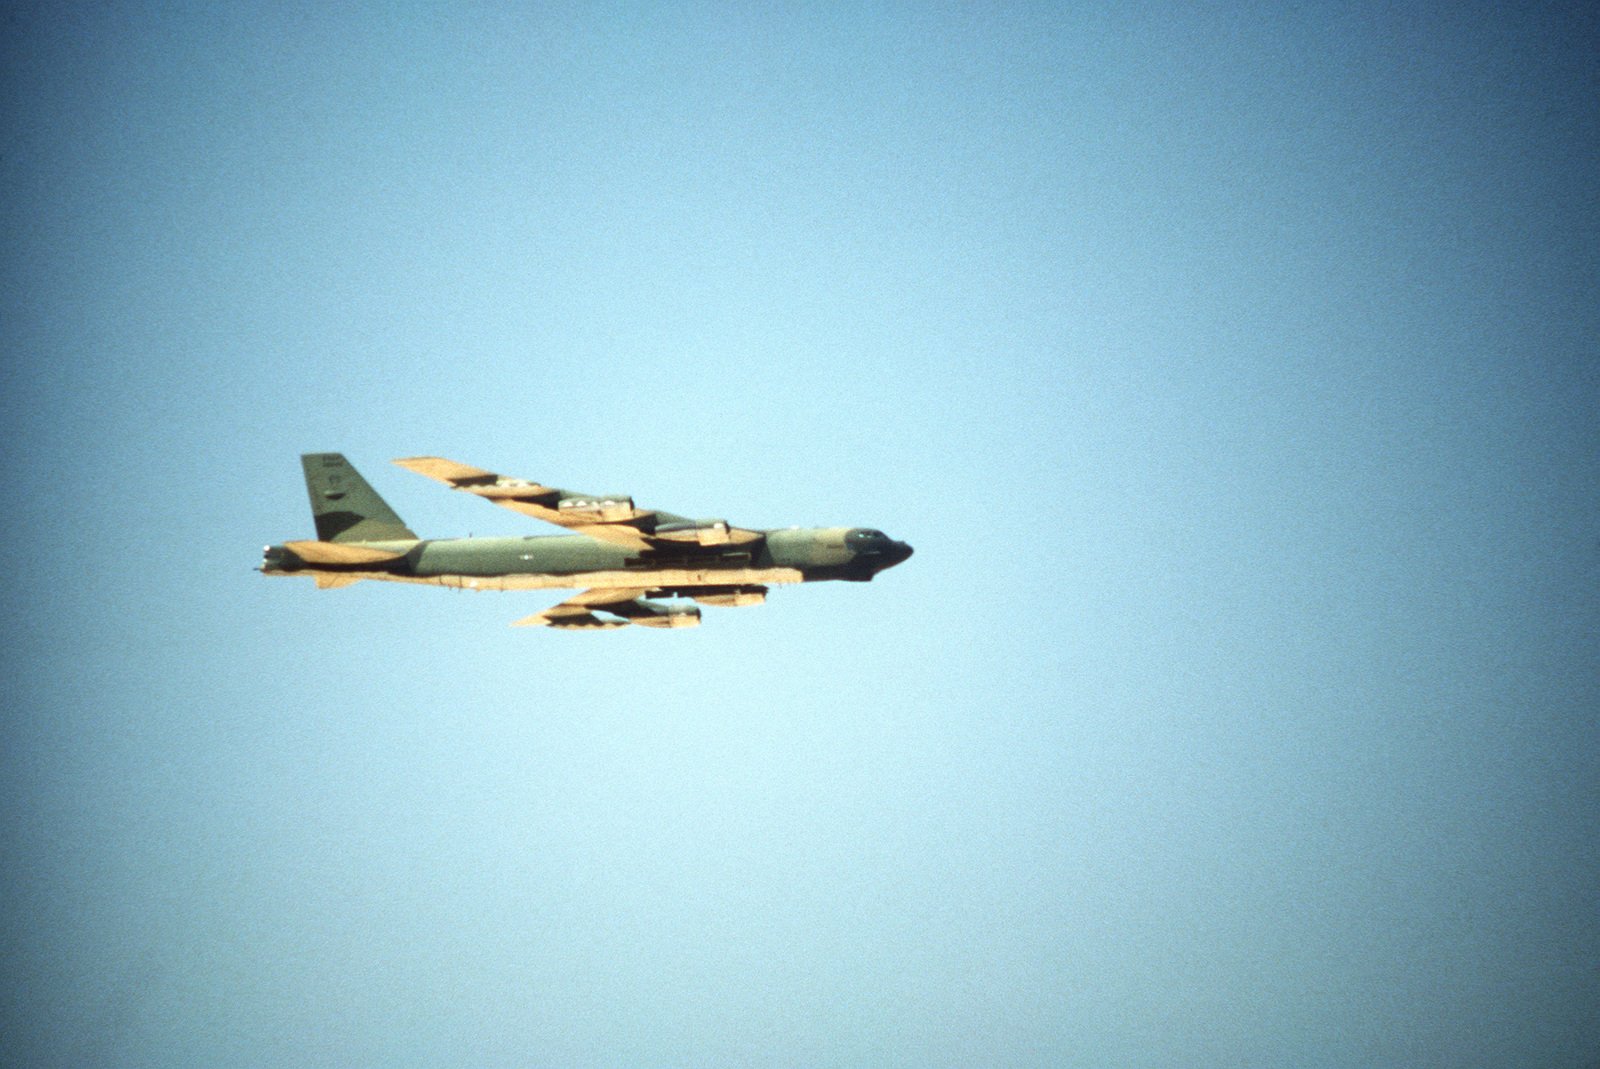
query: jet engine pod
692 585 768 608
557 495 636 522
652 519 733 546
630 602 702 628
546 615 630 631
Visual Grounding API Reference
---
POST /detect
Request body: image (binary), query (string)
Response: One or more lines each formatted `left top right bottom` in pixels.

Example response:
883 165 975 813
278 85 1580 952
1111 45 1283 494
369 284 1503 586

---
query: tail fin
300 453 418 543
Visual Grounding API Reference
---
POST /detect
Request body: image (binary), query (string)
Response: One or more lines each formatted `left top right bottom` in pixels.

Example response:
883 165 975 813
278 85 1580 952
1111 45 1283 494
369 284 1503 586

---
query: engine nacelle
557 495 635 522
546 615 629 631
692 585 768 608
653 519 738 546
630 602 702 628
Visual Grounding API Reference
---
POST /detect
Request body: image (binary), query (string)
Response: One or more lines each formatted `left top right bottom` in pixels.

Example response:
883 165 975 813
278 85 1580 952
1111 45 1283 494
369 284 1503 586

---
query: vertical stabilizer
300 453 418 543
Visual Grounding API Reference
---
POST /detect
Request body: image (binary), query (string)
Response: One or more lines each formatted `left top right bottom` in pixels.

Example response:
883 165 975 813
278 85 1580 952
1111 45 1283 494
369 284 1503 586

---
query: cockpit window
849 529 887 543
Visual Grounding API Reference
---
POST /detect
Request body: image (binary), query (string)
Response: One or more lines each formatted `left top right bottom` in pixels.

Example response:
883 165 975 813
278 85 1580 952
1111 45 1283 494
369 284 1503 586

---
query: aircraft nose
889 540 914 565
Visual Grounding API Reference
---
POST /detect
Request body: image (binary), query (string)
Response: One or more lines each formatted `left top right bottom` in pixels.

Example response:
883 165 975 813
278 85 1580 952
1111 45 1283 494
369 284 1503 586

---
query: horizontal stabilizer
283 540 411 565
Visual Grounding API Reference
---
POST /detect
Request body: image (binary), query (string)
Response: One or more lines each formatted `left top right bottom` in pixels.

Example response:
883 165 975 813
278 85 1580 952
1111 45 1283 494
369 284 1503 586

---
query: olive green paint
300 453 418 543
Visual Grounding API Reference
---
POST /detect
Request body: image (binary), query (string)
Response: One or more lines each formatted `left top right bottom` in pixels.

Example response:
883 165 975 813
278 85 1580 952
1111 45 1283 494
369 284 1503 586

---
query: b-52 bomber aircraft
260 453 912 630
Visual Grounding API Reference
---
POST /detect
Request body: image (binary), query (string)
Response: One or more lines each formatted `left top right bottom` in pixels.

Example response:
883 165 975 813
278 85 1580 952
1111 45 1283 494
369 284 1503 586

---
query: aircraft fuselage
261 526 913 592
263 452 911 627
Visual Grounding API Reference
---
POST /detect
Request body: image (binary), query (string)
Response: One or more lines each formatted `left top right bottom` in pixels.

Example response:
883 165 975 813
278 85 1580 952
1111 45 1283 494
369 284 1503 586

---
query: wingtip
392 456 490 481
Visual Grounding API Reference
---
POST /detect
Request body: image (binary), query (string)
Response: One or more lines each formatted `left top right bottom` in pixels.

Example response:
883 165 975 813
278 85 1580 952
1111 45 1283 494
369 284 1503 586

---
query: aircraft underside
264 565 807 592
265 564 805 628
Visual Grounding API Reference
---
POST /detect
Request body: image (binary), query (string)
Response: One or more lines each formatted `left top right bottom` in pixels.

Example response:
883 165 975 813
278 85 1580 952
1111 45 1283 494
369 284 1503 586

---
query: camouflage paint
262 454 911 628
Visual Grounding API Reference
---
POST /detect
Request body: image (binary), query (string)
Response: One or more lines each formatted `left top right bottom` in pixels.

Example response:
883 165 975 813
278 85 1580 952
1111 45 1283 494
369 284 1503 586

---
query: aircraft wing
392 456 762 550
511 588 701 630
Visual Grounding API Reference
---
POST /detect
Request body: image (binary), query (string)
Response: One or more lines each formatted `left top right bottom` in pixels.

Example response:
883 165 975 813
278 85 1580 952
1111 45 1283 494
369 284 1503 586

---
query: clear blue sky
3 3 1596 1066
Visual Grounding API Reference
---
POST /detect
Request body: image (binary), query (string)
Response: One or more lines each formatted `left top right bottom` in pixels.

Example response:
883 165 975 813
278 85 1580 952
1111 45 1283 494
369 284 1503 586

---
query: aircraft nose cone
890 540 914 565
